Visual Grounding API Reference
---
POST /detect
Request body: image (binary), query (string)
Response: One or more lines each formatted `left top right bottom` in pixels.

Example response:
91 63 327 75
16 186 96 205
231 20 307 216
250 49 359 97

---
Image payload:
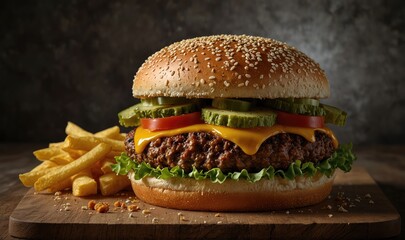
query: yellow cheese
134 124 338 155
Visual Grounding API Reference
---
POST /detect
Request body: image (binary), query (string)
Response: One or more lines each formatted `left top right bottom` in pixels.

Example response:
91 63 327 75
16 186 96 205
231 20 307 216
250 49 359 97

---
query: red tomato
277 111 324 128
141 112 203 131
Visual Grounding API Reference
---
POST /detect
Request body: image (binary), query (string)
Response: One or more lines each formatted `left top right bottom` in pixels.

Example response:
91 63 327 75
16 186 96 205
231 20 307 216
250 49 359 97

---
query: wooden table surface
1 143 404 239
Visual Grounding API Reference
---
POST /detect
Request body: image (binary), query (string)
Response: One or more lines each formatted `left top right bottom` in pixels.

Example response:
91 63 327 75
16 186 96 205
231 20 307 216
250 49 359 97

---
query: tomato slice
140 112 203 131
276 111 324 128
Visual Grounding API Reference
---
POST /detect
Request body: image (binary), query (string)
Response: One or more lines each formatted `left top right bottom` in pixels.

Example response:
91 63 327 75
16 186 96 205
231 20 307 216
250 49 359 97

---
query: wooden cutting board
9 166 401 240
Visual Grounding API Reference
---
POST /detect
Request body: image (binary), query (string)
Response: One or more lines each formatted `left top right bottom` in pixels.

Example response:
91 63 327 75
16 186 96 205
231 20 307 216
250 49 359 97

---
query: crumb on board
87 200 96 210
128 204 140 212
114 201 123 208
94 202 109 213
338 206 348 213
180 216 189 222
142 209 151 215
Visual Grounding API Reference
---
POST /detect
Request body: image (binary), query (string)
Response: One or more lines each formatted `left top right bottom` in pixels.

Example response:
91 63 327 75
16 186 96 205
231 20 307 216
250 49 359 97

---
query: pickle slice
140 98 159 106
321 104 347 126
118 104 143 127
264 99 325 116
202 108 276 128
141 97 188 106
289 98 320 107
118 103 197 127
212 98 252 111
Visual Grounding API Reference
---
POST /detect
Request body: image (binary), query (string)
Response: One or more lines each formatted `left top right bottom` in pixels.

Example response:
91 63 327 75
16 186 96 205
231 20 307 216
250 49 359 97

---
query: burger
112 35 355 211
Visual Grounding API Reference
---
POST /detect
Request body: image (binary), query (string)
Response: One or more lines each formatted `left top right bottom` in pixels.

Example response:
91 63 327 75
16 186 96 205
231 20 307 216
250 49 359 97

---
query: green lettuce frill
112 144 356 183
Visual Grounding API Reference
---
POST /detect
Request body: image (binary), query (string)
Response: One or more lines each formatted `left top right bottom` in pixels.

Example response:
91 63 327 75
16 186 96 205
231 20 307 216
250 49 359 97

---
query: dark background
1 0 404 145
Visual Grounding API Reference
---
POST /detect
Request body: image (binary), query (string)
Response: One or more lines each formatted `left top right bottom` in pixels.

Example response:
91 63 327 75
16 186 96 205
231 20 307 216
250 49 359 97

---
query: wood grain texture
9 166 400 240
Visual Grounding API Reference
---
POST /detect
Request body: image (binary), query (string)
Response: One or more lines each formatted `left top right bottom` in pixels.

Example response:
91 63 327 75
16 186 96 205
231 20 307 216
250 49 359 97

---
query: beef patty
125 130 335 173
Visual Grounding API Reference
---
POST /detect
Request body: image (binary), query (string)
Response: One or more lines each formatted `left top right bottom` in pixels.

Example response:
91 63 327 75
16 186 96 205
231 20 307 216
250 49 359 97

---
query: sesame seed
245 80 249 86
215 57 221 61
245 74 251 78
200 79 205 84
209 76 216 80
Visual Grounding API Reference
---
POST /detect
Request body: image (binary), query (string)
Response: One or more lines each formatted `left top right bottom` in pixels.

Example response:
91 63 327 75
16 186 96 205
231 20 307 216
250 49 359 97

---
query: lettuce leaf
112 144 356 183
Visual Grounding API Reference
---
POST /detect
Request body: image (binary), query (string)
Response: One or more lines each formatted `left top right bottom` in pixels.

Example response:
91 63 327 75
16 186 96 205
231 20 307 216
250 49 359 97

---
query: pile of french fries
19 122 131 197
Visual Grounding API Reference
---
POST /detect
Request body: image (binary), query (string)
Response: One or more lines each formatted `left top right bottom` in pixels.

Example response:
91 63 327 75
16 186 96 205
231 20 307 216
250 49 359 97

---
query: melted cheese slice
135 124 338 156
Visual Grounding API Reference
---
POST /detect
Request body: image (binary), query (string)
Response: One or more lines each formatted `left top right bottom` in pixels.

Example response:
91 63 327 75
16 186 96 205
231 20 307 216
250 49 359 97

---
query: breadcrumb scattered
180 216 189 222
142 209 151 215
128 204 140 212
338 206 348 213
87 200 96 210
94 202 109 213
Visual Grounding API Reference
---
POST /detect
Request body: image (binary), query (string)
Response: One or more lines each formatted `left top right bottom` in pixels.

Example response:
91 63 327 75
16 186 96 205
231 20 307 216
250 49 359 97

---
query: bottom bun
129 172 335 211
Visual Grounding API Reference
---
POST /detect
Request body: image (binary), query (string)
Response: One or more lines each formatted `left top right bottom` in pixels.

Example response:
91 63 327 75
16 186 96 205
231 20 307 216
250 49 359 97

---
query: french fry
99 172 130 196
34 148 73 164
49 153 74 165
34 148 66 161
49 141 67 148
63 148 120 159
48 177 72 192
107 151 121 158
31 161 58 172
34 143 111 192
100 158 115 174
117 133 127 140
72 170 97 196
111 132 126 141
90 161 104 179
62 148 87 159
65 135 124 152
19 166 59 187
65 121 92 137
94 126 120 139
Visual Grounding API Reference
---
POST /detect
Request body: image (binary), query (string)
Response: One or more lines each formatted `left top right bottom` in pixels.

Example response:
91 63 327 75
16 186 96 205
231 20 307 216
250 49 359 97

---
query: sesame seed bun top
132 35 330 99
